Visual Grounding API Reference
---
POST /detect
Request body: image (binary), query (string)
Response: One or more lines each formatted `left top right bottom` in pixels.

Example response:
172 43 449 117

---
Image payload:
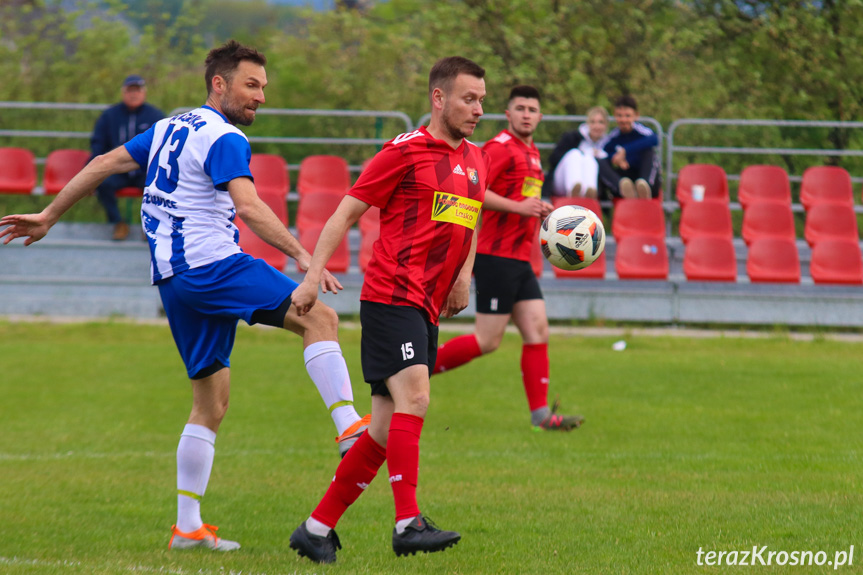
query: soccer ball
539 205 606 270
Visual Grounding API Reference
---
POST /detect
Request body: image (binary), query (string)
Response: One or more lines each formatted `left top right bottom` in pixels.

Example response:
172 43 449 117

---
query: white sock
176 423 216 533
306 516 331 537
395 516 418 534
303 341 361 435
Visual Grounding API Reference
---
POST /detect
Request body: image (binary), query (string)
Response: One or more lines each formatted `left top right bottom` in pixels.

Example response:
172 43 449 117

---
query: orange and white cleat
336 414 371 458
168 524 240 551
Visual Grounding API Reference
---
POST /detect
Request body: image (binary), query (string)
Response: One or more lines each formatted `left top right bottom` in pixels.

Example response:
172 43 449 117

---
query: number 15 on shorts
400 342 414 360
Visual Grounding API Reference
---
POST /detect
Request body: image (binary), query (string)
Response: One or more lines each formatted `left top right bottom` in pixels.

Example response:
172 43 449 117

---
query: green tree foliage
2 0 858 125
0 0 205 109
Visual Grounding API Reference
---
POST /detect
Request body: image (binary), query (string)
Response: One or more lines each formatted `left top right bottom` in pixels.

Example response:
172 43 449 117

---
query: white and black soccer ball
539 205 606 271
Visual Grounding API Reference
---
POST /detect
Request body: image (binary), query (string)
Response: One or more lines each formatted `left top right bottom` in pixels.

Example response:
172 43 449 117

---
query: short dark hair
428 56 485 98
613 95 638 111
205 40 267 94
509 85 541 103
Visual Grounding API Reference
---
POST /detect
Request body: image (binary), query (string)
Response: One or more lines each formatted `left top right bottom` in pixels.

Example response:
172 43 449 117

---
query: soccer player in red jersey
433 85 584 431
287 56 488 563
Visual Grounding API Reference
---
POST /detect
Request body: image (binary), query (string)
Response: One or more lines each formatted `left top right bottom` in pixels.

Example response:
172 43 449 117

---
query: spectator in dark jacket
597 95 661 200
90 75 164 240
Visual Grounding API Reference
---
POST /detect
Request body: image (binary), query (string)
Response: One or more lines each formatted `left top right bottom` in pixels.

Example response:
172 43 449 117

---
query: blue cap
123 74 145 88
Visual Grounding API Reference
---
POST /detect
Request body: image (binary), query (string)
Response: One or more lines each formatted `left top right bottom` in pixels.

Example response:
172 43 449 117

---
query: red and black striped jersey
477 129 544 262
350 126 488 324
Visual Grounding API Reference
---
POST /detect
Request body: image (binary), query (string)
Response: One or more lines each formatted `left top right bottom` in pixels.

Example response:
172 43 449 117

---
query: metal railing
666 118 863 203
415 112 664 157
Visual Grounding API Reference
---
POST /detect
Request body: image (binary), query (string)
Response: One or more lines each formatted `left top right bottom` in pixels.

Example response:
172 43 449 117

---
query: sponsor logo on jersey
467 167 479 185
521 176 542 198
531 156 543 169
453 164 466 176
431 191 482 229
142 191 179 209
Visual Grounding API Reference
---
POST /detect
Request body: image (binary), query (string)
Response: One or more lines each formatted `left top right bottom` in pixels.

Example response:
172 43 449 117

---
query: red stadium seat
738 165 791 209
614 235 669 280
0 147 37 194
297 155 350 197
675 164 729 208
235 176 290 271
741 201 797 245
611 199 665 241
553 250 606 279
810 240 863 285
297 226 350 273
296 190 344 230
43 149 89 195
250 153 289 196
800 166 853 210
359 205 380 272
746 238 800 283
804 203 859 247
683 236 737 282
678 200 733 245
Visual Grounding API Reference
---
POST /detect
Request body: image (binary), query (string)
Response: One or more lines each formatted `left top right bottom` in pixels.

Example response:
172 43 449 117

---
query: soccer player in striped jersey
432 85 585 431
287 56 488 563
0 40 368 552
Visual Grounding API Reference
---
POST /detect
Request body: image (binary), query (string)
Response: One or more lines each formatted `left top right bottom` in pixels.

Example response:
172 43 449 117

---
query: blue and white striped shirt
125 106 252 283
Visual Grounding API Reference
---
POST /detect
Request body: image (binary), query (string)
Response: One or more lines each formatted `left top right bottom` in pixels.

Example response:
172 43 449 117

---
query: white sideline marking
0 556 315 575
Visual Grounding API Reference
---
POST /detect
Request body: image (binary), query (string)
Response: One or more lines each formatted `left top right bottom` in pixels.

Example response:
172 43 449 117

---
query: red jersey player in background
433 85 584 431
287 56 488 563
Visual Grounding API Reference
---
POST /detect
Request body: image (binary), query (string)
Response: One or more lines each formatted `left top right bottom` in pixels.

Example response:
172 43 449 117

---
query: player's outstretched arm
441 230 478 318
0 147 139 246
292 195 370 316
228 177 344 293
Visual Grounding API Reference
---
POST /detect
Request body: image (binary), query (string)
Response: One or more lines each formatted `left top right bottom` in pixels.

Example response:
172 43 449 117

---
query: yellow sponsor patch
521 176 542 198
431 191 482 229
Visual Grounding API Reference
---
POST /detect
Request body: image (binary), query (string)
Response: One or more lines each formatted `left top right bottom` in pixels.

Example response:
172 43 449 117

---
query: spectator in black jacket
597 95 661 200
90 75 164 240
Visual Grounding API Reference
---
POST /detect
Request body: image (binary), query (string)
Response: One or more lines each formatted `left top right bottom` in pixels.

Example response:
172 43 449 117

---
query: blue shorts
157 253 298 379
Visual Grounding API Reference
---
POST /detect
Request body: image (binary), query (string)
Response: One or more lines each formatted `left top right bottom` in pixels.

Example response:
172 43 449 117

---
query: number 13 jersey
124 106 252 284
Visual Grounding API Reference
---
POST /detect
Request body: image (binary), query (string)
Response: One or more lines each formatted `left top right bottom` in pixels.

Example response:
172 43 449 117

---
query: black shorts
359 301 439 396
474 253 543 315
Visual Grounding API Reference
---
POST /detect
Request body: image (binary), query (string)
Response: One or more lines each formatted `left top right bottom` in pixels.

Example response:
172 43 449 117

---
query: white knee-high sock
303 341 361 435
176 423 216 533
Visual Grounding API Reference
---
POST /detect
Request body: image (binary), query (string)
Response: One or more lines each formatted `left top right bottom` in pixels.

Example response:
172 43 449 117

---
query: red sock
433 334 482 375
521 343 549 411
387 413 423 521
311 431 386 528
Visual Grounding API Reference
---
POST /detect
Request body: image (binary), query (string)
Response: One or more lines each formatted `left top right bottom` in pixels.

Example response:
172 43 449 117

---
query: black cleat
392 514 460 557
536 398 584 431
289 521 341 564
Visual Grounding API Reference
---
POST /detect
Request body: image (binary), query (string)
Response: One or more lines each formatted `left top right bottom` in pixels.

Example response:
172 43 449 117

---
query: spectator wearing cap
90 74 165 240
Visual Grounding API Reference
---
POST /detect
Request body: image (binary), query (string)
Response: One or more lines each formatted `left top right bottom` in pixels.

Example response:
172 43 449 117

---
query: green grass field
2 320 863 574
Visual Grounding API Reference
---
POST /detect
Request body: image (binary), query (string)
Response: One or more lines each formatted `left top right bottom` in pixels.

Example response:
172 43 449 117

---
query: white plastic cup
692 184 706 202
